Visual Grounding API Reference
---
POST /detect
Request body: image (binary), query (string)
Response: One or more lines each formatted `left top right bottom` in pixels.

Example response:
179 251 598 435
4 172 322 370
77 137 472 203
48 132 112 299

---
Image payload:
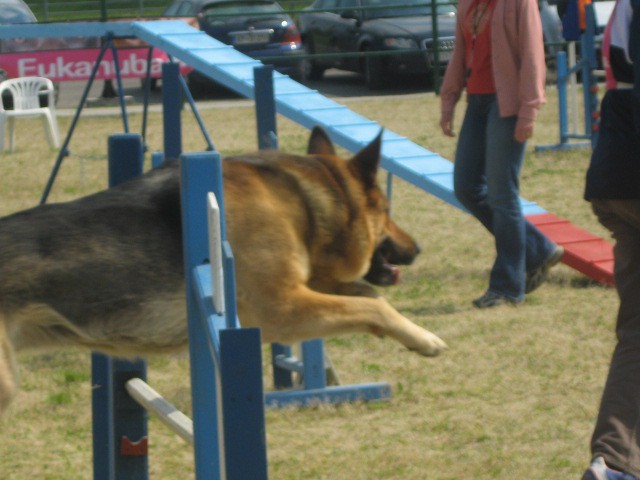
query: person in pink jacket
439 0 564 308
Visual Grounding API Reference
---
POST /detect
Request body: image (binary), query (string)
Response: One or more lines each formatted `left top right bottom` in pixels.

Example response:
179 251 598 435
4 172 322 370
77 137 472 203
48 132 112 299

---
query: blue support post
181 153 269 480
219 328 268 480
301 339 326 390
271 344 294 389
151 151 164 169
254 65 278 150
163 62 182 160
93 134 148 480
254 65 328 392
255 65 295 390
180 154 223 479
112 359 148 477
253 63 391 407
92 354 114 480
557 51 569 145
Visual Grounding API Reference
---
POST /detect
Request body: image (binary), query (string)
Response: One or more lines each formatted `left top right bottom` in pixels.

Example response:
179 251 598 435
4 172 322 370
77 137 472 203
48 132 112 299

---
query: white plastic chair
0 77 60 152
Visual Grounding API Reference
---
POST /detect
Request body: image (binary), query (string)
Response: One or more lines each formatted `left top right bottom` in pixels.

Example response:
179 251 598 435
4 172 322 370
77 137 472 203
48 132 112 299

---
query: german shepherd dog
0 127 446 415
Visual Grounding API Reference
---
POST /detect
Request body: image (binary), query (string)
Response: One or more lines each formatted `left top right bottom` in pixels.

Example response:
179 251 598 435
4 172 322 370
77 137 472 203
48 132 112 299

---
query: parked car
163 0 305 90
1 0 62 105
0 0 98 56
298 0 456 89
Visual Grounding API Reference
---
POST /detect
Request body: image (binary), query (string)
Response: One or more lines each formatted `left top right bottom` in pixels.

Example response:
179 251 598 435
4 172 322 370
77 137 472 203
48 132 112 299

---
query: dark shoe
581 456 639 480
472 290 520 309
525 244 565 294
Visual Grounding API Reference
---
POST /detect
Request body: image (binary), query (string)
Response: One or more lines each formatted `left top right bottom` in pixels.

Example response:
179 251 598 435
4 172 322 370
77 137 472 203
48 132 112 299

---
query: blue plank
0 22 135 39
265 383 392 408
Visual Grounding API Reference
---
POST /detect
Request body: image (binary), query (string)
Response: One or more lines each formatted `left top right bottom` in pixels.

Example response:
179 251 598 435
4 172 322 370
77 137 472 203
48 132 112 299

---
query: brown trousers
590 199 640 477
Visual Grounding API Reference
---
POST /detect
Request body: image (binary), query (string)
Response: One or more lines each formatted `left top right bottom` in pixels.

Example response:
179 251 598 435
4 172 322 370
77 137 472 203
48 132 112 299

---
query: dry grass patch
0 88 617 479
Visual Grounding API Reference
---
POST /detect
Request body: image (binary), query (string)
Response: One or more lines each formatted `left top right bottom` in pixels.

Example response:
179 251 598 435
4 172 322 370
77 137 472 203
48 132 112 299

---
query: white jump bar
125 378 194 445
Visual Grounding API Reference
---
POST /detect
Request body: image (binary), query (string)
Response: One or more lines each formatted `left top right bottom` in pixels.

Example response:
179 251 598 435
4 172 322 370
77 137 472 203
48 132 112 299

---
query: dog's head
307 126 420 286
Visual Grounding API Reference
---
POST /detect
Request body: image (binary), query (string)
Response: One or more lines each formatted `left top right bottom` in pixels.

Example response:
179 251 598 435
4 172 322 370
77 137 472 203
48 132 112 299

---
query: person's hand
440 111 456 137
515 124 533 143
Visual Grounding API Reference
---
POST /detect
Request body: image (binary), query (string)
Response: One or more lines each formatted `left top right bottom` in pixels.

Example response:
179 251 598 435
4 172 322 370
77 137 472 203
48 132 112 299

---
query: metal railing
27 0 169 21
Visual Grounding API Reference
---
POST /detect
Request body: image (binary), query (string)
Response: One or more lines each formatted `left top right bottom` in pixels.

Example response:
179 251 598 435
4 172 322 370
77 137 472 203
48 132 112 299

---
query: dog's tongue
389 264 401 284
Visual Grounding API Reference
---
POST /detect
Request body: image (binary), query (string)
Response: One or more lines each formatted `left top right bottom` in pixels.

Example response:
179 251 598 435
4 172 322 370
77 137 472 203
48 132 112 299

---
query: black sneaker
472 290 520 309
525 244 565 294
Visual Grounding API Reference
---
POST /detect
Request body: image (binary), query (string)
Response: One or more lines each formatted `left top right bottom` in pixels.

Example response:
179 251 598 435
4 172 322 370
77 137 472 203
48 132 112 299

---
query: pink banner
0 48 192 81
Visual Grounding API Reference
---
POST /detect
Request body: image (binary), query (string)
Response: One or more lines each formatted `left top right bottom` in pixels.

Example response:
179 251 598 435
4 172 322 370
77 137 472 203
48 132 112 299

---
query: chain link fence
26 0 170 21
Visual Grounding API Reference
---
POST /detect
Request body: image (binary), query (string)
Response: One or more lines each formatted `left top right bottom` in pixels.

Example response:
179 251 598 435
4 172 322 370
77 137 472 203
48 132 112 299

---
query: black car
298 0 456 89
163 0 306 90
0 0 98 105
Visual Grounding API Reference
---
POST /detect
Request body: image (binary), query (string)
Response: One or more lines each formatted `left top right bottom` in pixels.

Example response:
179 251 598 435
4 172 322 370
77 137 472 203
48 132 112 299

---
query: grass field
0 87 617 479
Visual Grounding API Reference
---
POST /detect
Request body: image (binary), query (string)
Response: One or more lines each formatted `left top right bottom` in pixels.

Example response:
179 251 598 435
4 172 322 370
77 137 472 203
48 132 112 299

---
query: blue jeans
453 94 555 301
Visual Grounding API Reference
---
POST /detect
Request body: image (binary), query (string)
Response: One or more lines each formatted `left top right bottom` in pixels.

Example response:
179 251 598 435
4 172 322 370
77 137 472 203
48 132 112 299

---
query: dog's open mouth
364 247 402 286
364 237 420 286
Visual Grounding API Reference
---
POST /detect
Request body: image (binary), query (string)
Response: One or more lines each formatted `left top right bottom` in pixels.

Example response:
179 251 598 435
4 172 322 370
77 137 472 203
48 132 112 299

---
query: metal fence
27 0 170 21
23 0 456 91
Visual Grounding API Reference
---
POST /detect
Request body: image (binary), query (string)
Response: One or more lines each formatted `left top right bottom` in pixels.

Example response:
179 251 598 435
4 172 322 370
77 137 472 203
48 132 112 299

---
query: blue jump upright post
180 152 269 480
254 65 330 394
254 65 278 150
93 133 148 480
160 58 267 479
162 62 183 160
253 65 392 407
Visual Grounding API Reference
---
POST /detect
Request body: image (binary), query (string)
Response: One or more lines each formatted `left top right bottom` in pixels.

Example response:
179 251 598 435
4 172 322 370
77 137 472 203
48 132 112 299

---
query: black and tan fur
0 127 446 415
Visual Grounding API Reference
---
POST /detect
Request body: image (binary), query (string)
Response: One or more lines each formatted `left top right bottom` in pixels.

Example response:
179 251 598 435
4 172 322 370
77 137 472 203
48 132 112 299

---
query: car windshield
164 0 210 16
362 0 455 19
202 0 284 20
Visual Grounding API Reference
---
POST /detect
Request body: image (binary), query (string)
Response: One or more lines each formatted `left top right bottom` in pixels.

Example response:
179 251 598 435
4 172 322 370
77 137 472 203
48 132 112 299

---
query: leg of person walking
454 95 559 307
585 199 640 479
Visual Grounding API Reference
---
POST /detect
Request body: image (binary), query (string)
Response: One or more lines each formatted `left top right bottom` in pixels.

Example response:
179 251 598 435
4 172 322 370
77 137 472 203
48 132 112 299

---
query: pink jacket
440 0 546 131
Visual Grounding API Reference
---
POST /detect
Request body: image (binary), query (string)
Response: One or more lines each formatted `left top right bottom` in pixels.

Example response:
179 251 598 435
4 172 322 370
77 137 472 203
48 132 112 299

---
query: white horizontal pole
125 378 194 445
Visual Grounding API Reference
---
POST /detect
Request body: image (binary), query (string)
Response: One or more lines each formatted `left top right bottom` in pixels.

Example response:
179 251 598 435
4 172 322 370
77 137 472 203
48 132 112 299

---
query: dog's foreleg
0 320 18 416
251 288 447 357
365 296 448 356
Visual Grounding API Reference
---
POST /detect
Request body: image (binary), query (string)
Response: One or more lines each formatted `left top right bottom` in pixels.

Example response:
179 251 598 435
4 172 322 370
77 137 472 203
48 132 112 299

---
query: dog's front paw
410 331 447 357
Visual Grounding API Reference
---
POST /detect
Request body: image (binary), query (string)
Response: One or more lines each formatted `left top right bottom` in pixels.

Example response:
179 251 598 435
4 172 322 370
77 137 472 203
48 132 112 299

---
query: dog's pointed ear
307 126 336 156
349 129 383 189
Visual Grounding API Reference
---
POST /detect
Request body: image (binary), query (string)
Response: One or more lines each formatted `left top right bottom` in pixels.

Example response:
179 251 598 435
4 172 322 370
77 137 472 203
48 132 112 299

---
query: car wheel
288 60 306 83
302 41 325 81
362 46 387 89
